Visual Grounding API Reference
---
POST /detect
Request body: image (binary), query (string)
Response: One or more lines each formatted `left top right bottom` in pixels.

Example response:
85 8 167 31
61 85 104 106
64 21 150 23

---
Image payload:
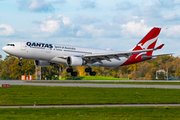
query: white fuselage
3 42 128 67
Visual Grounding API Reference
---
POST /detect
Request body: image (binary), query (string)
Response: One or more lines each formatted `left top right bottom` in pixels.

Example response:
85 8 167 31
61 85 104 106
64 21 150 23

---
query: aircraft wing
56 44 167 64
81 49 159 63
81 44 165 63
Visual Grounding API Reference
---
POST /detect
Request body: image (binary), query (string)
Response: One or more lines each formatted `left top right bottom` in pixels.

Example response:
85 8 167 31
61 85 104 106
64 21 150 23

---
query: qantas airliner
2 27 169 76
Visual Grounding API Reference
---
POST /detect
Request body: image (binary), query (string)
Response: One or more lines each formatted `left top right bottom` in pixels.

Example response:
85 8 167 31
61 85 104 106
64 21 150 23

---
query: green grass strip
0 107 180 120
0 86 180 105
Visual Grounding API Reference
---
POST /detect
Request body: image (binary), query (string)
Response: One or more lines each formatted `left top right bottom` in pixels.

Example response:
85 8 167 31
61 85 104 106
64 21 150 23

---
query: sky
0 0 180 59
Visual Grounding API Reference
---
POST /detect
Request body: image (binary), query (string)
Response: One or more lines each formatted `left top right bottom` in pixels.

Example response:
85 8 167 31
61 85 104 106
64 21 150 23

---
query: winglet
155 44 164 49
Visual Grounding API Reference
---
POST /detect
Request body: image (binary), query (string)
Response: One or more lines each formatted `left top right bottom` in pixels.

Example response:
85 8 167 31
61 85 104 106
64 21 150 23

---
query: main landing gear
85 67 96 76
66 67 78 77
67 67 96 77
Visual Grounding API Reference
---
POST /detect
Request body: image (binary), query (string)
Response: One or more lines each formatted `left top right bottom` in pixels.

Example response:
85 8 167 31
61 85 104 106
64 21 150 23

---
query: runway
1 104 180 108
1 80 180 108
0 80 180 89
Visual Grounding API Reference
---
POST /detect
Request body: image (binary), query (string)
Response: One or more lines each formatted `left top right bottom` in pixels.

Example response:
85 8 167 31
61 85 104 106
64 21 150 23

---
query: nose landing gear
18 58 22 66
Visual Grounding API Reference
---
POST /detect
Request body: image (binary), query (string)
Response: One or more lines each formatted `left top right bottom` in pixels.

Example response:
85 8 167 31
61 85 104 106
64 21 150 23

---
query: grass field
1 107 180 120
1 86 180 106
1 85 180 120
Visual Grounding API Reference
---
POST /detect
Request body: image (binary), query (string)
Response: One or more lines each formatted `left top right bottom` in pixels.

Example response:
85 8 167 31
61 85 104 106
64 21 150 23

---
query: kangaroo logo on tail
132 27 161 58
121 27 166 66
137 43 144 50
137 37 158 50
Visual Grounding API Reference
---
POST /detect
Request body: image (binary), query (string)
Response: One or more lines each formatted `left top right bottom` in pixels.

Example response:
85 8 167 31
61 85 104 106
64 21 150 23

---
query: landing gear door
21 43 26 50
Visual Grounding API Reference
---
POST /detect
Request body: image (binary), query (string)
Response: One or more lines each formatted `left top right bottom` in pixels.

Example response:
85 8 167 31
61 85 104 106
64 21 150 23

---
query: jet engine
141 55 149 61
34 60 50 67
66 56 86 66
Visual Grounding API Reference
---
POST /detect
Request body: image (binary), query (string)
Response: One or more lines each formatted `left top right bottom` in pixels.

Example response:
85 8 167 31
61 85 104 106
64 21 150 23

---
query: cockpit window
7 44 15 46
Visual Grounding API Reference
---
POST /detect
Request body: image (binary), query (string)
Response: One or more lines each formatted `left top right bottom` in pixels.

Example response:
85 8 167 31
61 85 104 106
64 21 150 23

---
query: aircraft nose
2 46 8 53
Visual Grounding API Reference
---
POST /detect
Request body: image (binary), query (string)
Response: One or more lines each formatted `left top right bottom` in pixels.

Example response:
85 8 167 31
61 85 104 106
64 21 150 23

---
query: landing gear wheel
85 67 92 72
18 62 22 66
18 58 23 66
66 67 78 77
85 67 96 76
71 72 78 77
66 68 73 73
90 71 96 76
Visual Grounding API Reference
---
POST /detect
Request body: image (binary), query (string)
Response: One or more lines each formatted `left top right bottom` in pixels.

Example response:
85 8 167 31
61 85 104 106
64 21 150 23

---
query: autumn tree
76 66 86 76
41 63 59 80
10 58 35 79
0 55 16 79
176 66 180 77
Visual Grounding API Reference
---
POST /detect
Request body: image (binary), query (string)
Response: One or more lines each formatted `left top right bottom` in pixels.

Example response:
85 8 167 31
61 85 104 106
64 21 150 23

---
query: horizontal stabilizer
141 53 174 59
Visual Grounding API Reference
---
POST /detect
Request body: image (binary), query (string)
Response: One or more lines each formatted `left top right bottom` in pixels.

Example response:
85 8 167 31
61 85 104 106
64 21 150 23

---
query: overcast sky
0 0 180 59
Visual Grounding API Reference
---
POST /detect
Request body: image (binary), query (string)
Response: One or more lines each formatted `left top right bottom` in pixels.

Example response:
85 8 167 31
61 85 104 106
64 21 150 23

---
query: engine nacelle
141 55 149 61
34 60 50 67
66 56 86 66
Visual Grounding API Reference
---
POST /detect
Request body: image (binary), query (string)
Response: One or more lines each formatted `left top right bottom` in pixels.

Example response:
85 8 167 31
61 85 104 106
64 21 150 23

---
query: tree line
0 55 179 80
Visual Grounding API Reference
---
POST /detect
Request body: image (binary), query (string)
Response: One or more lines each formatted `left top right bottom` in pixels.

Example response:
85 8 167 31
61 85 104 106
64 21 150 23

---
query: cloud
121 19 151 37
51 0 66 4
17 0 54 12
0 24 15 36
163 13 180 21
40 20 60 33
58 15 72 25
163 25 180 38
75 16 100 24
156 0 180 8
35 15 121 38
76 25 105 37
35 15 76 36
129 0 180 28
135 0 180 18
31 20 41 24
113 15 140 24
76 23 122 38
116 1 137 10
80 0 96 9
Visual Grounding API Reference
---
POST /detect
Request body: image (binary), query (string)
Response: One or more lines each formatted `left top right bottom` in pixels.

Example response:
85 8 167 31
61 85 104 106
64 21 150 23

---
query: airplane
2 27 170 76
